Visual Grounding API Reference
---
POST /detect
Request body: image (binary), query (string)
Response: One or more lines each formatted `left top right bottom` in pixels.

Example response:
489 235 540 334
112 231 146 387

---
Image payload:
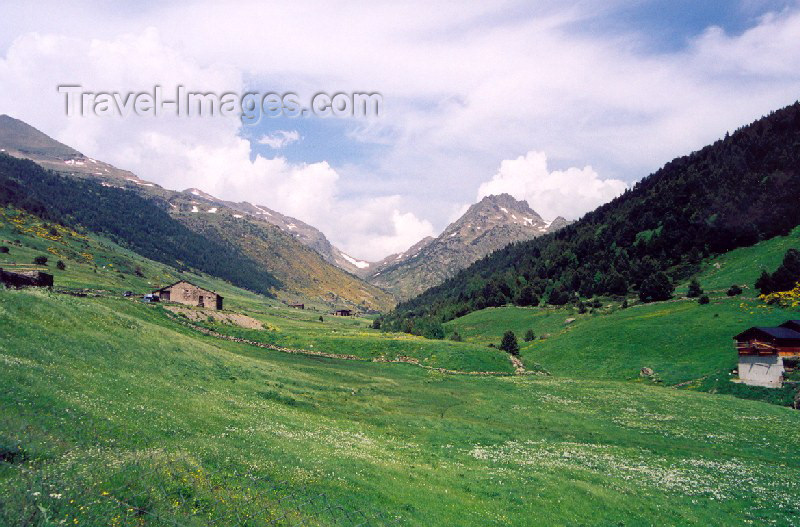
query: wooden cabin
333 309 353 316
735 324 800 387
153 280 223 310
288 303 305 309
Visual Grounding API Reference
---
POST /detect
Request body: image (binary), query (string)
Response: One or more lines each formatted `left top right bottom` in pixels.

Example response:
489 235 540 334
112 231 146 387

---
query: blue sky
0 1 799 259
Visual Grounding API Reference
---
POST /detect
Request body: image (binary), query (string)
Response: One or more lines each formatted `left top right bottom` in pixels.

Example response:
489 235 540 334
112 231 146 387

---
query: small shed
288 303 305 309
153 280 223 310
735 325 800 387
333 309 353 316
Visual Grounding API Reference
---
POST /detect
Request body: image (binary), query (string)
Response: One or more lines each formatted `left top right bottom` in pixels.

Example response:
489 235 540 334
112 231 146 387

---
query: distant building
288 303 305 309
153 280 223 310
333 309 353 316
735 322 800 387
0 267 53 288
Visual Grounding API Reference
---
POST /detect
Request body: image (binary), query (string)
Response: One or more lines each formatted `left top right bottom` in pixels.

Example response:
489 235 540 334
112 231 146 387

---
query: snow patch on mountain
341 253 370 269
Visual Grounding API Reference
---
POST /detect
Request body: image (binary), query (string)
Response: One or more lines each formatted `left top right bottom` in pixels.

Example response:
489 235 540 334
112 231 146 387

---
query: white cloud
477 151 627 220
0 27 431 261
257 130 300 149
0 2 799 258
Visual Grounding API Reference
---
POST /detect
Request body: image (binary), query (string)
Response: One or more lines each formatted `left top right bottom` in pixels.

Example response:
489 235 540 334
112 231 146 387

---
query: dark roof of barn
735 326 800 341
780 320 800 331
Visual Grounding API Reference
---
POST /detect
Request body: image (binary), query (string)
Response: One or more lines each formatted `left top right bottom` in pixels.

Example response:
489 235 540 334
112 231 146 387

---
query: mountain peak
476 193 531 210
367 194 565 299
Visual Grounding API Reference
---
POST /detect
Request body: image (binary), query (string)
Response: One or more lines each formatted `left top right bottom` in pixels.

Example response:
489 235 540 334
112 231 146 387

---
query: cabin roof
735 326 800 341
780 320 800 331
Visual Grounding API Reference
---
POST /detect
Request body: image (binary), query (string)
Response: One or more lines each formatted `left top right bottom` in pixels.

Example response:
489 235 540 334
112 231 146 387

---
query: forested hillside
385 102 800 330
0 154 279 295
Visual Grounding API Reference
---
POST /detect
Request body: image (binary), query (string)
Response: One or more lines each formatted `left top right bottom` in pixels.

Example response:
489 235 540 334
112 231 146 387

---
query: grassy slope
184 307 514 374
2 288 799 526
445 226 800 396
677 225 800 293
0 206 276 311
0 207 509 373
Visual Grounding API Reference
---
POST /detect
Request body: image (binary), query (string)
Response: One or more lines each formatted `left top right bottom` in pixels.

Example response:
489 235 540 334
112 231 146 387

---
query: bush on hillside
727 285 743 296
687 278 703 298
698 295 710 305
639 272 673 303
756 249 800 294
500 330 520 356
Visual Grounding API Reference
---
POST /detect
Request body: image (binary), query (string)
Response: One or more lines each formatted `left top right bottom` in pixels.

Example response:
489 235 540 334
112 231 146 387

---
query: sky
1 1 799 260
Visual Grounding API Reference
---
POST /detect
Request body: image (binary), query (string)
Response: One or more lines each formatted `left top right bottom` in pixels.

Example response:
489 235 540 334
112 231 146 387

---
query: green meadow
2 289 800 526
2 207 800 525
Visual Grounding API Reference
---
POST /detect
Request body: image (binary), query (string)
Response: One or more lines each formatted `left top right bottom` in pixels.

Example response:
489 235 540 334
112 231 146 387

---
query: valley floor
1 289 799 526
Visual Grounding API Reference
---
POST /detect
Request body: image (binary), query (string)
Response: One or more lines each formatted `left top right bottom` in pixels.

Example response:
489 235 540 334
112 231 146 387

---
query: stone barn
153 281 223 310
735 324 800 387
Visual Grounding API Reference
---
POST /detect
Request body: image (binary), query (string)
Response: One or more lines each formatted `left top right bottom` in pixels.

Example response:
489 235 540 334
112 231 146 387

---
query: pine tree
500 330 520 355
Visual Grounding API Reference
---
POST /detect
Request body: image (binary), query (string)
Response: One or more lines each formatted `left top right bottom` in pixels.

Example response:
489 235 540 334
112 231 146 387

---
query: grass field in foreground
1 288 799 526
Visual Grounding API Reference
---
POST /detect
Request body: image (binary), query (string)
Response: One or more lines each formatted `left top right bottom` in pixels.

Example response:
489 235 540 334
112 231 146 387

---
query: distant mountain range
0 114 570 306
0 115 394 311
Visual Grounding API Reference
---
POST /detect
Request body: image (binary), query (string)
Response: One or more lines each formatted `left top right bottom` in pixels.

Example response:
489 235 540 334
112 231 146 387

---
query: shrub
687 278 703 298
698 295 710 305
621 299 629 309
56 260 66 270
319 316 324 323
639 272 673 302
0 246 8 253
371 318 381 329
500 330 520 356
727 285 743 296
33 255 48 265
450 331 463 342
756 249 800 294
523 329 535 342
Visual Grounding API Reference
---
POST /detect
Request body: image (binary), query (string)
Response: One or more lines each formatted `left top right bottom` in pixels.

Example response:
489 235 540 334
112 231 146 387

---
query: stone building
153 280 223 310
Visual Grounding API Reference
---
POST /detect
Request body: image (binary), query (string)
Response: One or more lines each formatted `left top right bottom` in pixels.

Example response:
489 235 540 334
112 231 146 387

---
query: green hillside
0 206 510 373
2 288 800 526
0 154 280 296
445 226 800 405
386 101 800 331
